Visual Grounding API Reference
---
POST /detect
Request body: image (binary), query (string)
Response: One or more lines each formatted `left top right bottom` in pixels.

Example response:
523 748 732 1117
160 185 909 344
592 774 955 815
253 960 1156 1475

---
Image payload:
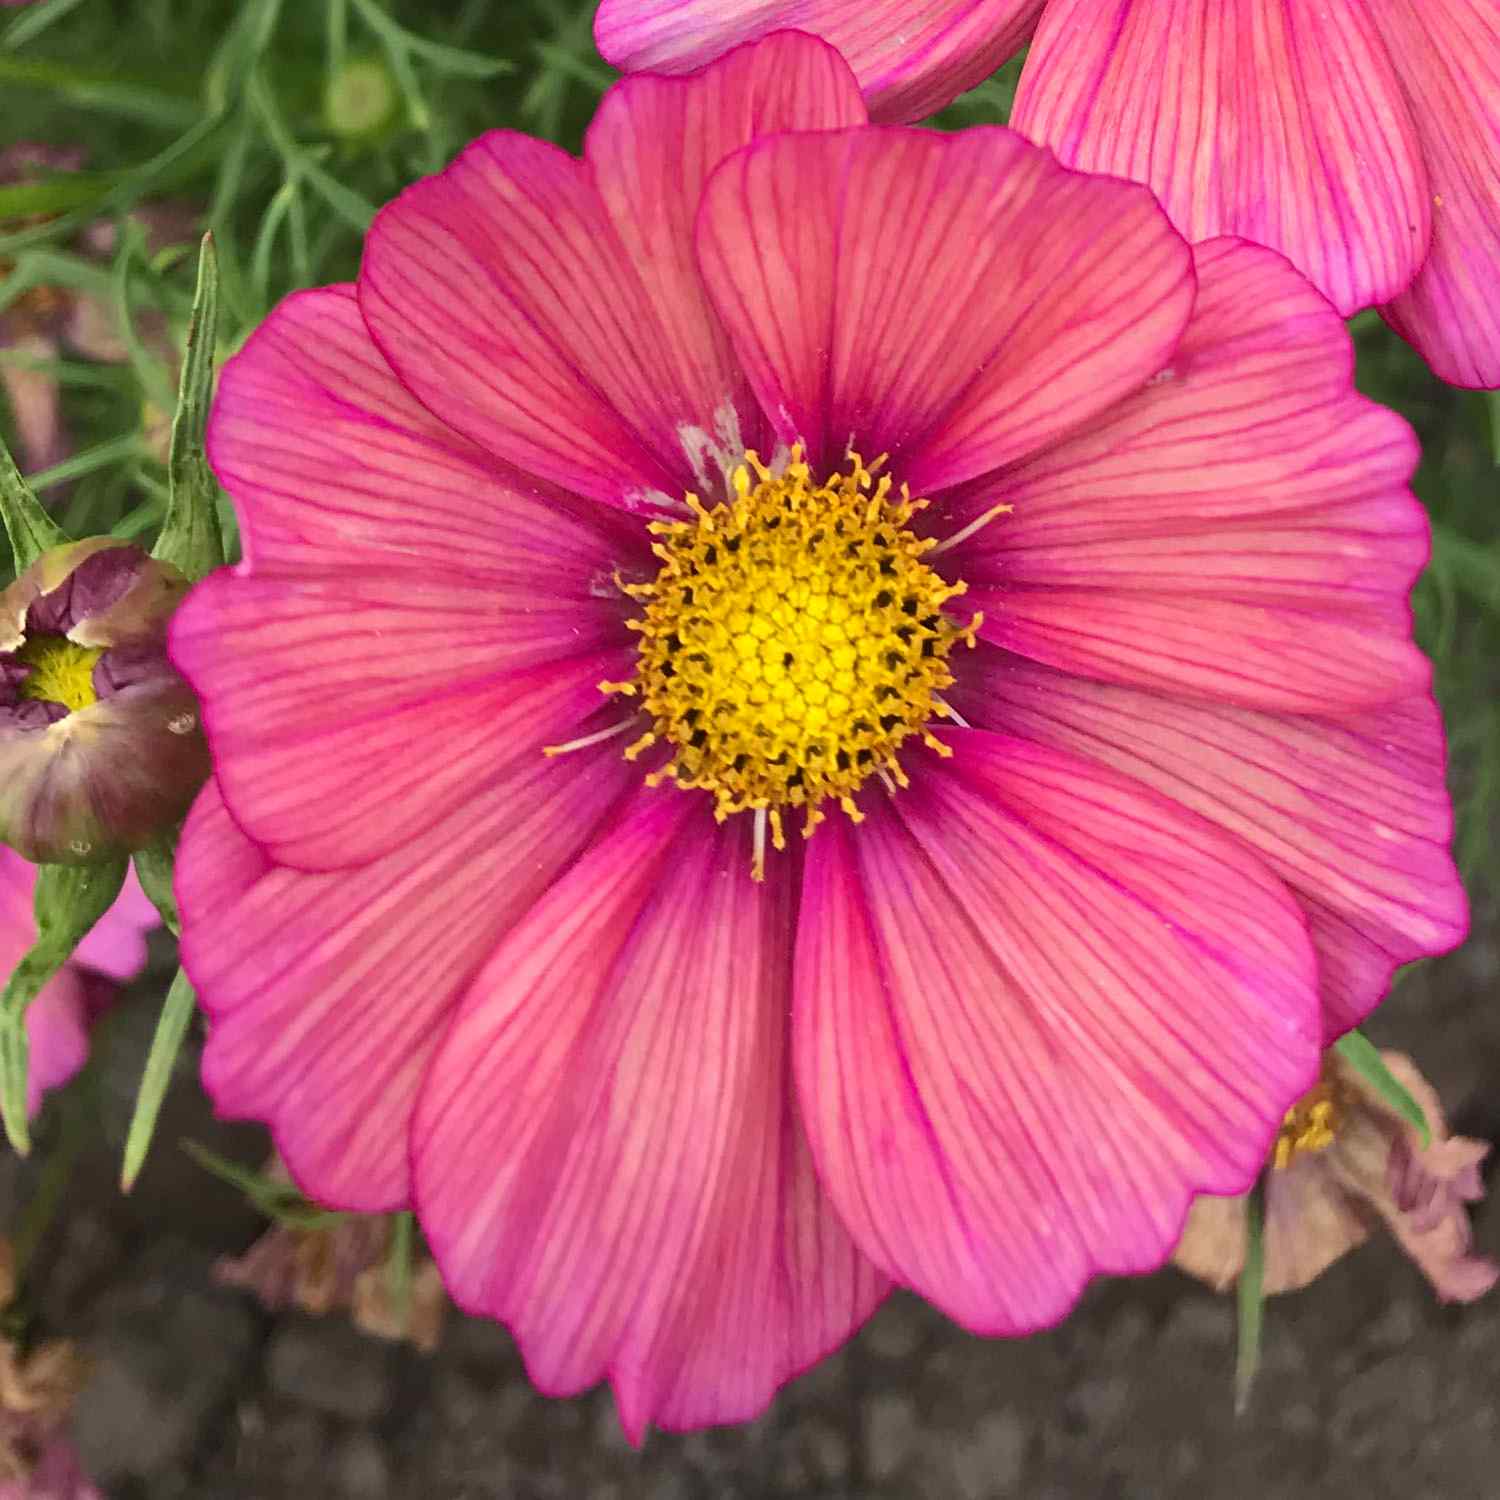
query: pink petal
1012 0 1429 317
1375 0 1500 387
361 34 867 516
956 654 1464 1041
414 793 886 1439
695 125 1193 490
794 732 1319 1333
2 849 153 1114
172 562 630 871
955 238 1430 714
20 973 89 1117
595 2 1043 124
587 30 866 485
177 742 638 1212
206 284 634 574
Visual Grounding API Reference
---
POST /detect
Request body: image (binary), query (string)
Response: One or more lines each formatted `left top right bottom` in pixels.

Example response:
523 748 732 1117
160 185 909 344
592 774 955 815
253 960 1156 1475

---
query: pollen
600 447 978 877
15 635 104 715
1272 1080 1342 1170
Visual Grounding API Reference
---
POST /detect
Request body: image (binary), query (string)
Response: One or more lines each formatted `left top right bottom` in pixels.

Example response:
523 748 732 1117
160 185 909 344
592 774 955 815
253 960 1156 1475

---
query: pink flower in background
172 33 1463 1436
596 0 1500 388
595 0 1043 122
0 850 155 1117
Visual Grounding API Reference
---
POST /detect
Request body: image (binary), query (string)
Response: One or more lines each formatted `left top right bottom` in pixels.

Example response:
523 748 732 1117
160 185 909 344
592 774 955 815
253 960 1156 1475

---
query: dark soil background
4 895 1497 1500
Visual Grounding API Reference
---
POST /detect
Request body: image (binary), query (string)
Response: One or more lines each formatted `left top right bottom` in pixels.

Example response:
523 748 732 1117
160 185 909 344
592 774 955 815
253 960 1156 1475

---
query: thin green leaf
1 857 128 1154
0 112 225 257
120 967 198 1191
109 221 179 414
155 234 227 580
347 0 510 79
326 0 349 76
1 431 68 571
1334 1029 1432 1147
0 248 116 306
24 433 146 494
249 178 301 310
182 1141 350 1230
0 56 198 128
248 72 376 233
1430 524 1500 612
0 171 114 221
1234 1184 1265 1416
2 0 88 49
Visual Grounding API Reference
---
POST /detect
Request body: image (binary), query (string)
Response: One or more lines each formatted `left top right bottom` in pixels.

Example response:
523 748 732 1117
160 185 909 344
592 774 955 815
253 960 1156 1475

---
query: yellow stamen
604 445 980 877
15 635 103 715
1272 1080 1342 1170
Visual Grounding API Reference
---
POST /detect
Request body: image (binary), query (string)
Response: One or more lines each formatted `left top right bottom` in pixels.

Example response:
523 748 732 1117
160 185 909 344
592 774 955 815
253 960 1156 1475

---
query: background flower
1173 1050 1499 1302
0 849 155 1118
172 32 1462 1437
594 0 1042 123
595 0 1500 388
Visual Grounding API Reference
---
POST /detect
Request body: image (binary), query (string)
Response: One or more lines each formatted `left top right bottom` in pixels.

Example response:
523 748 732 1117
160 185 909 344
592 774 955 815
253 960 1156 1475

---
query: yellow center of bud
600 448 978 876
16 635 103 715
1272 1080 1342 1170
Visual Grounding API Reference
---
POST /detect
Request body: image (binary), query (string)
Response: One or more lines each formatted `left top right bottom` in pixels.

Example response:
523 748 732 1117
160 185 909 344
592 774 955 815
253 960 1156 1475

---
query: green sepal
132 830 181 936
183 1140 350 1231
120 966 197 1191
1334 1028 1432 1148
0 855 128 1153
1234 1180 1266 1417
1 432 69 575
153 233 226 582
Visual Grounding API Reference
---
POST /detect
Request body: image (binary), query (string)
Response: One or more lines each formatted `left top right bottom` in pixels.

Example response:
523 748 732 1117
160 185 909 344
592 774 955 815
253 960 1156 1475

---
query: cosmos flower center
15 635 103 715
605 448 978 876
1272 1079 1344 1169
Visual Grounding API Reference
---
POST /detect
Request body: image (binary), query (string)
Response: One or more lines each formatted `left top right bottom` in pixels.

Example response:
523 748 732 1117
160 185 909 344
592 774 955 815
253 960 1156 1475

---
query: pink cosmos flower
0 850 156 1117
595 0 1500 388
171 33 1465 1436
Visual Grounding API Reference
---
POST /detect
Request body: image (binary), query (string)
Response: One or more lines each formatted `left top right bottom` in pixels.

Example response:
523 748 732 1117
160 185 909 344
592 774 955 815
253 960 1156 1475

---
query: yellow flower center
15 635 103 715
1272 1081 1342 1169
596 448 979 877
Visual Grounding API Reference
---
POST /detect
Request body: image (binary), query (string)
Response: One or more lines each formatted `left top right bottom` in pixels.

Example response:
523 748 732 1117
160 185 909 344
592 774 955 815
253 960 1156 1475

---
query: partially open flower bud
0 540 209 864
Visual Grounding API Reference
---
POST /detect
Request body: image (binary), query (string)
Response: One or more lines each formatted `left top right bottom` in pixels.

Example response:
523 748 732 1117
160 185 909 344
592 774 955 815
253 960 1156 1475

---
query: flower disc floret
1272 1075 1344 1170
14 637 104 715
604 449 977 870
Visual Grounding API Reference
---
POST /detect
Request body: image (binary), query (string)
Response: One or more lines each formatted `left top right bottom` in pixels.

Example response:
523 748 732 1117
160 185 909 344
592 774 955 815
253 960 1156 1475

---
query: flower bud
324 56 400 142
0 539 209 864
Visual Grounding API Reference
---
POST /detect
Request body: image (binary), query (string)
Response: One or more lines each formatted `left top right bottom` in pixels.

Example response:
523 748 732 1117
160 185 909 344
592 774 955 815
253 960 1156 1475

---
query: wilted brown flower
0 1239 95 1497
1174 1050 1498 1302
215 1168 447 1354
